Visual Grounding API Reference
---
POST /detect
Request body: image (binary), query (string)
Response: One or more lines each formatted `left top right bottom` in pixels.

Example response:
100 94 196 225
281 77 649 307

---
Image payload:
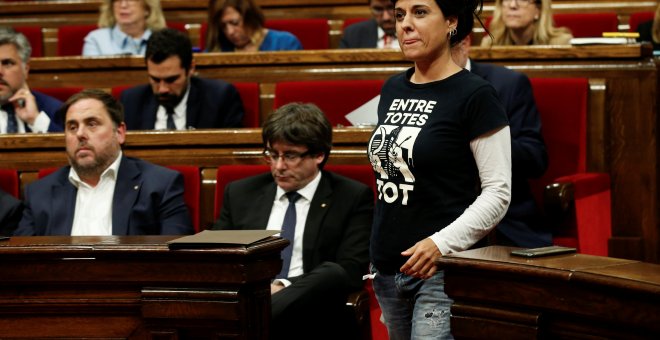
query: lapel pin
321 203 327 208
134 185 139 190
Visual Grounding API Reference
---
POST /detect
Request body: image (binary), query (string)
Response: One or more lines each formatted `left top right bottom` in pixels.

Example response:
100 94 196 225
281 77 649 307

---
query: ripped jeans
371 265 453 340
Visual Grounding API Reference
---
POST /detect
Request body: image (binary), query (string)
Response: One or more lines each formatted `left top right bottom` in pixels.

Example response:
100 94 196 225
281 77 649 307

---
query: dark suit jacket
120 77 244 130
340 19 378 48
637 21 660 51
471 61 552 247
213 170 373 291
15 156 193 236
0 189 22 236
2 91 63 133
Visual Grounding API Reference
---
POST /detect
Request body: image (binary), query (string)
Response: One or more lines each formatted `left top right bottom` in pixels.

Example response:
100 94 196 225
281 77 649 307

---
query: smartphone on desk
511 245 576 258
0 236 9 241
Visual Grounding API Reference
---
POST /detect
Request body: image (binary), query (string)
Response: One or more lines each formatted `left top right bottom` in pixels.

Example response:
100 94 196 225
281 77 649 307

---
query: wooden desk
438 246 660 339
0 235 288 339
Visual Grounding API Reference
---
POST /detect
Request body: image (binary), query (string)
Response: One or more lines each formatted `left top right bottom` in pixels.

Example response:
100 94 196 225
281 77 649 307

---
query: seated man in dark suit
452 36 551 247
0 188 22 236
340 0 398 49
15 89 193 236
0 27 62 134
120 28 244 130
213 103 373 339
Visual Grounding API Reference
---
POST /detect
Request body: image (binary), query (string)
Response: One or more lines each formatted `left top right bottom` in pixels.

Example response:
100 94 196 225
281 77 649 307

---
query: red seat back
14 26 43 57
629 11 655 32
111 85 134 100
529 78 589 204
33 87 84 103
265 18 329 50
167 165 201 232
57 24 97 56
233 82 260 127
273 79 384 127
0 169 20 198
214 164 375 220
553 12 619 38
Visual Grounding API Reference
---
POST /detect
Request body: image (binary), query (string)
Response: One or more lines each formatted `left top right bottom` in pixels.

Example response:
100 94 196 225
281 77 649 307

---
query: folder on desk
167 230 280 249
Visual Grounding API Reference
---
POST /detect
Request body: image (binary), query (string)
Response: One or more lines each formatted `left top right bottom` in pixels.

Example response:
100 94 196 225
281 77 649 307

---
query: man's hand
270 282 285 295
400 237 442 280
8 84 39 126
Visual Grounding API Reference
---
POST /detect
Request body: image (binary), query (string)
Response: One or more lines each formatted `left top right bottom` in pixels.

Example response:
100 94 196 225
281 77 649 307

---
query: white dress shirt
377 27 400 50
267 171 322 280
154 84 191 130
68 152 123 236
0 106 51 133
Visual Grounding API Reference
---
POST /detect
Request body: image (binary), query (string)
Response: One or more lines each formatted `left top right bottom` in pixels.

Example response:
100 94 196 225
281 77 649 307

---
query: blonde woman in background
636 3 660 51
481 0 573 46
83 0 166 56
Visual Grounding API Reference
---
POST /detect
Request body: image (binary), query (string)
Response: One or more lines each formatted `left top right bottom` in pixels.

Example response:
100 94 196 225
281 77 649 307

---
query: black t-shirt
368 68 508 274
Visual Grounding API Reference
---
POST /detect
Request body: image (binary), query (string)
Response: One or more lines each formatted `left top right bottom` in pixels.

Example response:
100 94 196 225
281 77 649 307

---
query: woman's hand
400 237 442 279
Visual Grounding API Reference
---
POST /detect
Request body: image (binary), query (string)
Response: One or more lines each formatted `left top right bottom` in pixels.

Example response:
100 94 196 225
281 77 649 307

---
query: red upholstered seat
199 19 329 51
232 82 260 127
38 165 201 232
629 11 655 32
553 12 619 38
14 26 43 57
273 79 384 127
33 87 84 102
110 85 133 100
57 24 97 56
530 78 611 256
0 169 20 198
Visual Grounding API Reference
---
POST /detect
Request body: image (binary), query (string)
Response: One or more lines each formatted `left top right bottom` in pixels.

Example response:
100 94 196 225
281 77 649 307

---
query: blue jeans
371 265 453 340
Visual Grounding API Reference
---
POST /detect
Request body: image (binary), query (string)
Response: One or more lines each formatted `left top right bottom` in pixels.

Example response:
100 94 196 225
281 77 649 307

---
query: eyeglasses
371 5 395 16
502 0 540 6
263 149 312 165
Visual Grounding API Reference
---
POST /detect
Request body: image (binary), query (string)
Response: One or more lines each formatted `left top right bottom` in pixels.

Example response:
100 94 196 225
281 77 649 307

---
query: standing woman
205 0 302 52
83 0 166 56
481 0 572 46
368 0 511 339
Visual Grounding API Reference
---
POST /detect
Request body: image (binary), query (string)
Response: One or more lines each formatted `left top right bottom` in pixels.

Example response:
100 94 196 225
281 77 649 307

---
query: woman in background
481 0 572 46
636 3 660 51
83 0 166 56
205 0 302 52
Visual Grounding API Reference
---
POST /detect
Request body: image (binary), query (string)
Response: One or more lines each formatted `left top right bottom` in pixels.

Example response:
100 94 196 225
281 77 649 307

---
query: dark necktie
165 105 176 130
277 191 302 279
3 104 18 133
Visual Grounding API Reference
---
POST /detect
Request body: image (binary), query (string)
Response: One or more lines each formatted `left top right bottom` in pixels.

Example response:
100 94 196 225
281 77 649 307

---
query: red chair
167 165 201 232
0 169 20 198
200 19 329 51
629 11 655 32
553 12 619 38
33 87 84 102
111 85 133 100
273 79 384 127
232 82 260 127
529 78 611 256
38 165 201 232
57 24 97 56
14 26 43 57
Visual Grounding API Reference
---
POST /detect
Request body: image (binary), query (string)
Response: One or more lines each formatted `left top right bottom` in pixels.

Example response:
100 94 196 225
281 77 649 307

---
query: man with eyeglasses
213 103 373 339
120 28 244 130
340 0 399 49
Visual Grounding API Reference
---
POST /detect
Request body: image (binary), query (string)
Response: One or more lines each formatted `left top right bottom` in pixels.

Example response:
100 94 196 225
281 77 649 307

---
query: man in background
16 89 193 236
340 0 398 49
0 27 62 133
214 103 373 339
121 28 244 130
452 35 552 247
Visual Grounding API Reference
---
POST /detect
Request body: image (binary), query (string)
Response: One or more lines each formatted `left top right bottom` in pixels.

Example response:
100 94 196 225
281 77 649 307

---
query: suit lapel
368 19 379 48
253 182 277 229
51 171 77 235
145 95 159 129
112 157 141 235
301 173 332 269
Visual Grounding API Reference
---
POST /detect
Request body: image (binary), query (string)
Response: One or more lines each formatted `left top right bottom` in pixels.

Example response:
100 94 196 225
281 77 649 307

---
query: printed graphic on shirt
369 98 435 205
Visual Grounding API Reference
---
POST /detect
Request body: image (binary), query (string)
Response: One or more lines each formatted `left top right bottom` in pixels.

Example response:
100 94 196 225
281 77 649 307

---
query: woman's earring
449 27 457 37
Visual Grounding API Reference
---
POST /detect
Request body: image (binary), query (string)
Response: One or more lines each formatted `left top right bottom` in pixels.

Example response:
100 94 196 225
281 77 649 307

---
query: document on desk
167 230 280 249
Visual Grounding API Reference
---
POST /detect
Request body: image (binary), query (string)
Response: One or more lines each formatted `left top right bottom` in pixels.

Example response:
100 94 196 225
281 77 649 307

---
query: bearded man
15 89 193 236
